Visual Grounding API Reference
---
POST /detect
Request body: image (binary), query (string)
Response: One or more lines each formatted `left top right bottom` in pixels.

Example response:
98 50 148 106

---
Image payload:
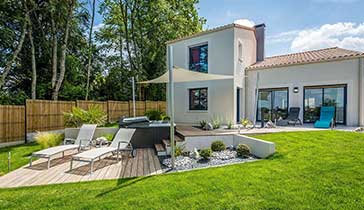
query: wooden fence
0 105 25 143
0 99 166 144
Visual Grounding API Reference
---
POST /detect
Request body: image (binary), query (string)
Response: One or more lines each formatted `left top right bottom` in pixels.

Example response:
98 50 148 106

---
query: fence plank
0 105 25 143
108 101 130 122
0 100 166 144
26 100 76 133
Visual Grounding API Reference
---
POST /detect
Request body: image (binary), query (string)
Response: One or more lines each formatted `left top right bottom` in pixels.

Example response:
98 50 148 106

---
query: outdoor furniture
70 128 136 175
314 106 335 128
29 124 97 169
276 107 302 126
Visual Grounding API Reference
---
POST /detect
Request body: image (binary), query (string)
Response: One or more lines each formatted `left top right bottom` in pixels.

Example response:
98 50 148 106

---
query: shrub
241 118 252 128
175 144 185 157
199 148 212 160
145 109 164 120
64 105 107 127
236 144 251 157
161 114 170 121
199 120 207 128
34 132 64 149
211 140 226 152
211 117 220 129
227 121 233 129
103 134 115 142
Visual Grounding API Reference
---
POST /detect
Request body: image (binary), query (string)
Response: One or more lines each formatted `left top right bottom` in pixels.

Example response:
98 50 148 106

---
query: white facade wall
245 59 362 126
167 27 257 124
233 27 257 121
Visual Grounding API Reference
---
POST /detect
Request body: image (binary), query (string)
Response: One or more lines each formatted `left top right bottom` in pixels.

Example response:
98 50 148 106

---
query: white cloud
290 22 364 52
93 23 104 32
233 19 255 28
267 30 301 44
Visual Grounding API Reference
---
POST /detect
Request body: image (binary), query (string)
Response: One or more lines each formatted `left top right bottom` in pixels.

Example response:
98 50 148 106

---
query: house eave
166 23 255 45
246 55 364 71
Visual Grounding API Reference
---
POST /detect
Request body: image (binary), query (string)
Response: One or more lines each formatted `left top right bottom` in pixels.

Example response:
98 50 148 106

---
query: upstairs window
189 88 208 110
189 44 208 73
238 42 243 63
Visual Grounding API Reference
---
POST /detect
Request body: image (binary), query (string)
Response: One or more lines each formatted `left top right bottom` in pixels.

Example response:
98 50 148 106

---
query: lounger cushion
314 120 331 128
33 145 79 156
72 147 117 160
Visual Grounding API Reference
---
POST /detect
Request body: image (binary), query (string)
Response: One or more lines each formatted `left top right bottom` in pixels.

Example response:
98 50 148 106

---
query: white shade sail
138 66 233 84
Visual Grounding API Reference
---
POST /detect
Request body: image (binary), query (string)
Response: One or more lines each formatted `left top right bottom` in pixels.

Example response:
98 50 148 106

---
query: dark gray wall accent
255 24 266 62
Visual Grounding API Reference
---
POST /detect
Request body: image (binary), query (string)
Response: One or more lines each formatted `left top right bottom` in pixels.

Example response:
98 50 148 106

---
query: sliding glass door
257 88 288 121
304 85 346 124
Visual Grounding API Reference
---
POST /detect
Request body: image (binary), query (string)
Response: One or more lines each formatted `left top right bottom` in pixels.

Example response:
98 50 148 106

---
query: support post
253 72 260 128
8 152 11 172
132 77 136 117
168 45 175 169
24 99 27 143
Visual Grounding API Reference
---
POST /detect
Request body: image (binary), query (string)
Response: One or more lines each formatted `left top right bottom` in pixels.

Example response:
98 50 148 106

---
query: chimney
254 23 265 62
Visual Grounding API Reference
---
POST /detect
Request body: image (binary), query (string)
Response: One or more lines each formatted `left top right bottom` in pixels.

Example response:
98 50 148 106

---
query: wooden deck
0 148 163 188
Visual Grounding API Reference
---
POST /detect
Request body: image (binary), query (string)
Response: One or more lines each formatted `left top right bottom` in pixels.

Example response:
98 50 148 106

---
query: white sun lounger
30 124 97 169
70 128 136 174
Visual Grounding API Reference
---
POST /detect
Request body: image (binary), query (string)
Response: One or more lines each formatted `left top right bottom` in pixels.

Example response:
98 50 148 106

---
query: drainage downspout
359 57 364 126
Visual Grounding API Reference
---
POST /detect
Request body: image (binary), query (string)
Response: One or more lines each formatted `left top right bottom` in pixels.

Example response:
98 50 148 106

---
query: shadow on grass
96 176 152 197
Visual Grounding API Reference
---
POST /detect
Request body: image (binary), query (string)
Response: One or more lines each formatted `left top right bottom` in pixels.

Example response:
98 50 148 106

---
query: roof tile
247 47 364 70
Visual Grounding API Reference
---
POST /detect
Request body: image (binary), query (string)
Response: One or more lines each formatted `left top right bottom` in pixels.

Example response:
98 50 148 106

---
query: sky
93 0 364 57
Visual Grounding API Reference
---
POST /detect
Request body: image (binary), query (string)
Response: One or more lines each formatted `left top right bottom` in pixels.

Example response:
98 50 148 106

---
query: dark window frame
189 87 208 111
256 87 289 121
303 84 347 125
189 44 208 73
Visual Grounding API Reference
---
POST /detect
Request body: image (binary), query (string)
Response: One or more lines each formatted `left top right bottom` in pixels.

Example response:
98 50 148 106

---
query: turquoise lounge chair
314 106 335 128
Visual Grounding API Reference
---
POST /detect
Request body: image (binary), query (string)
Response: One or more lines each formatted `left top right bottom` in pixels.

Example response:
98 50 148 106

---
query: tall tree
25 0 37 99
52 0 75 100
97 0 205 100
0 1 27 89
50 0 58 90
85 0 96 100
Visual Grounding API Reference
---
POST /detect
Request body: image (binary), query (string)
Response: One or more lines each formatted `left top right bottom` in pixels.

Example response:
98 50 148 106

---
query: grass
0 143 41 176
1 131 364 209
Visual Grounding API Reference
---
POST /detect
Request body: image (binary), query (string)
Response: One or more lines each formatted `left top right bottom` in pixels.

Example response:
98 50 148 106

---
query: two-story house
166 23 364 126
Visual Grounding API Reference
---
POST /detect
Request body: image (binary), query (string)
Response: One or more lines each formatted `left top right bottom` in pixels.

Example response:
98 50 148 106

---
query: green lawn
0 142 41 176
1 131 364 210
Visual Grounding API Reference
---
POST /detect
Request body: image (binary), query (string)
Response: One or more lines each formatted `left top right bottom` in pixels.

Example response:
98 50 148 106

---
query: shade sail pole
132 77 136 117
168 45 175 169
253 72 260 127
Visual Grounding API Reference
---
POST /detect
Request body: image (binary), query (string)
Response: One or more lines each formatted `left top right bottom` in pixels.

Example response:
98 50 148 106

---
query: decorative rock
162 150 257 171
353 127 364 132
265 120 276 128
190 148 200 159
204 123 213 131
93 137 109 147
96 137 108 142
212 150 237 160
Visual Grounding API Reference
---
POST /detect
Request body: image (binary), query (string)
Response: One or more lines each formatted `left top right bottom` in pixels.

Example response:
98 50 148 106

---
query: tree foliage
0 0 205 104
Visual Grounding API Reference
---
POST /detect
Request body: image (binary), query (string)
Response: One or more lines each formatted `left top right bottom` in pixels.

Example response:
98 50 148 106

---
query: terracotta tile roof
247 47 364 70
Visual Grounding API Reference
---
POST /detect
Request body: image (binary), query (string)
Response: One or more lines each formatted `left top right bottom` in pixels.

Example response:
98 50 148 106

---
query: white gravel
162 150 257 171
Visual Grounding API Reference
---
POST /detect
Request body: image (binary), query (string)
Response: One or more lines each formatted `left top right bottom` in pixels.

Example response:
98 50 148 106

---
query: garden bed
161 149 258 171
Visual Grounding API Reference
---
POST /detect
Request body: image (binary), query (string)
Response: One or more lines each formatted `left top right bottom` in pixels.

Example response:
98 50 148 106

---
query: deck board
0 148 162 188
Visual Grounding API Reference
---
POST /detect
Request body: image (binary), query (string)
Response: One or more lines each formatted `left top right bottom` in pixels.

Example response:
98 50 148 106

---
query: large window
189 44 208 73
304 85 346 124
189 88 208 110
257 88 288 121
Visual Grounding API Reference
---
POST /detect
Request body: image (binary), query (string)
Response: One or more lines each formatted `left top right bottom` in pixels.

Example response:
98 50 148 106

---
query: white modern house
166 23 364 126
